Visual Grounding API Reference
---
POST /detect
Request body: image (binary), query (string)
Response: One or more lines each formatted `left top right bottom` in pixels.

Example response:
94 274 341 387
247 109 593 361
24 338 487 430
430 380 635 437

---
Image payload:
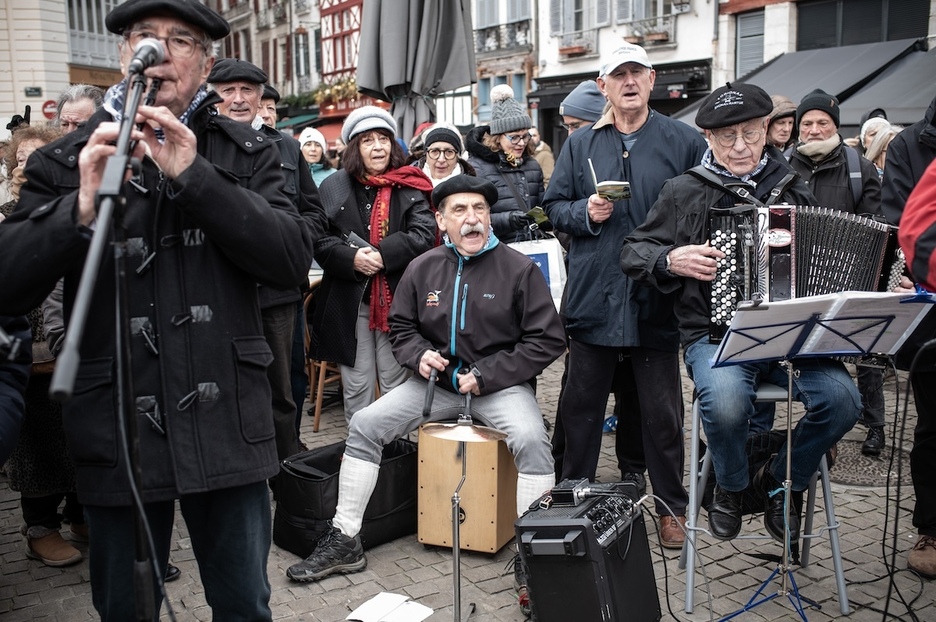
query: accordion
708 205 905 343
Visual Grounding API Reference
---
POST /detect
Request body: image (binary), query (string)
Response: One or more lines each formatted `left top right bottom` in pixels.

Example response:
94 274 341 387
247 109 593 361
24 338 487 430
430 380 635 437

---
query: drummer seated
287 176 566 583
620 82 861 544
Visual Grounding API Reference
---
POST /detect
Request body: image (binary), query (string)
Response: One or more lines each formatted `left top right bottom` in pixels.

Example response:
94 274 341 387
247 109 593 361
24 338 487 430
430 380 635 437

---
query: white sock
516 473 555 517
332 455 380 538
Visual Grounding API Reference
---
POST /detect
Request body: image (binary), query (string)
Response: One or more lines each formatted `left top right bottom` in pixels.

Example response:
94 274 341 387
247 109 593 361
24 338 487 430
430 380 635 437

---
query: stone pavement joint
0 359 933 620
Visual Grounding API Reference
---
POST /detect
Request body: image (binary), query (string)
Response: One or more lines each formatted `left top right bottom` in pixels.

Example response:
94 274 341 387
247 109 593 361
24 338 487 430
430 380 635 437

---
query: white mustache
460 223 485 236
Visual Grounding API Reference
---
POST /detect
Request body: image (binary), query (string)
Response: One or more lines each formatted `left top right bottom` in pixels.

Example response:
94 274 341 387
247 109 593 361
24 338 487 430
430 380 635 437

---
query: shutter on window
596 0 611 26
616 0 633 23
736 11 765 78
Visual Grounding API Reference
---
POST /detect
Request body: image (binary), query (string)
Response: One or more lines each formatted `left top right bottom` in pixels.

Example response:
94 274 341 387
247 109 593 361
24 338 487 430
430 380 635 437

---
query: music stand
710 291 932 621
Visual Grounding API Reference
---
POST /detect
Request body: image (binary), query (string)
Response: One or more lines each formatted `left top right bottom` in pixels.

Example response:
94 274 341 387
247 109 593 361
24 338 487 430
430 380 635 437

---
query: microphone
127 38 165 74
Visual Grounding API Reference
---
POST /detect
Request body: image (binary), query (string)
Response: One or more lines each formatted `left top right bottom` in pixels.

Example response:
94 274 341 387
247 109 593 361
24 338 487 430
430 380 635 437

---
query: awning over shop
838 46 936 127
673 38 926 130
314 121 343 149
277 113 317 131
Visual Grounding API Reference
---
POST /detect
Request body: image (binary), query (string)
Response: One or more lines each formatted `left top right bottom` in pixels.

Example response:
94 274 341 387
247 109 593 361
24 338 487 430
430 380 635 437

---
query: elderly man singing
287 175 565 583
620 83 860 543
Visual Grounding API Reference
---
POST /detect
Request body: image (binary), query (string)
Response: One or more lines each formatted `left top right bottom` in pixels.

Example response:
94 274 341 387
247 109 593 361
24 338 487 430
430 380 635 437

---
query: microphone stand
49 71 156 622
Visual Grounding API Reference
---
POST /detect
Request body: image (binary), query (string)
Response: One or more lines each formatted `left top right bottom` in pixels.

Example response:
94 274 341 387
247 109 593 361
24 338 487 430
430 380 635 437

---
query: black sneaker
621 472 647 496
286 523 366 582
862 426 885 457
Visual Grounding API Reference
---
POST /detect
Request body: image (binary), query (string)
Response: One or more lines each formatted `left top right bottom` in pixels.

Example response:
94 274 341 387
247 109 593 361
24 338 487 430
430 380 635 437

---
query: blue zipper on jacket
444 233 498 392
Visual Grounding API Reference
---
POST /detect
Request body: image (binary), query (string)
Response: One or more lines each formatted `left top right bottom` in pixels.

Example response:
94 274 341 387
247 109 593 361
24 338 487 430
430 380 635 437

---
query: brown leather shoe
26 532 82 567
659 515 687 549
908 535 936 579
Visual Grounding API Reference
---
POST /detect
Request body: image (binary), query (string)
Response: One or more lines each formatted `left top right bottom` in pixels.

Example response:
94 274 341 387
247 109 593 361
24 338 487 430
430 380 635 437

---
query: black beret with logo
207 58 268 85
106 0 230 40
432 175 498 209
695 82 773 129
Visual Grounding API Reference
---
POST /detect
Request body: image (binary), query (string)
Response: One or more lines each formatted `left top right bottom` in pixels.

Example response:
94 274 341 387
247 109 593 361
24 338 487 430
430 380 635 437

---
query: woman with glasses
411 122 476 186
465 85 545 243
308 106 436 423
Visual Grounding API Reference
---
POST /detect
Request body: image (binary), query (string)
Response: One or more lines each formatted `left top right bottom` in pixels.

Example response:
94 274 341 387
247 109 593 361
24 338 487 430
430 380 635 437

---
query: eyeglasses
125 30 205 59
359 133 392 148
504 132 533 145
561 121 586 132
427 147 457 161
709 128 765 148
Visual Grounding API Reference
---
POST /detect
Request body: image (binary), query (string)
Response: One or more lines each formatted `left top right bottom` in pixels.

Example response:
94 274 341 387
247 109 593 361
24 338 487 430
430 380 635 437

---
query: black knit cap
797 88 840 128
262 84 280 102
695 82 773 129
423 126 462 153
432 176 498 209
106 0 230 40
207 58 268 85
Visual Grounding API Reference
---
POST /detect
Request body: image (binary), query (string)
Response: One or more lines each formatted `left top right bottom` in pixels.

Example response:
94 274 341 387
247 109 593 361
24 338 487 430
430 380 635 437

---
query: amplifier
515 481 661 622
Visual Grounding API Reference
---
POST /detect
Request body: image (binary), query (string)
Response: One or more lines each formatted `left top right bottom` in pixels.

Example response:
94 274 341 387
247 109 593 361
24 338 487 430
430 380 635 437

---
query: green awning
277 113 317 130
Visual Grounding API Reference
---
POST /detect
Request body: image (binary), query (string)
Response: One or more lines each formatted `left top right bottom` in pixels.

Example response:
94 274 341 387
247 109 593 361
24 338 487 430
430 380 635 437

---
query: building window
476 0 497 28
616 0 671 23
797 0 929 51
507 0 532 23
550 0 611 34
736 10 764 78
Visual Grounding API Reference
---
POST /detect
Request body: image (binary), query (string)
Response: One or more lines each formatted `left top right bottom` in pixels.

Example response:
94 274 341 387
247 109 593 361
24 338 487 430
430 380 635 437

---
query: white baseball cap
598 44 652 78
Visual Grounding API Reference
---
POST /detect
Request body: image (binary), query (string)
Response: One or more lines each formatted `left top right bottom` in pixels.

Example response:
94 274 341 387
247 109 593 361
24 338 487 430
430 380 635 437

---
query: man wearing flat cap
208 57 325 467
621 83 859 543
0 0 314 618
287 175 565 583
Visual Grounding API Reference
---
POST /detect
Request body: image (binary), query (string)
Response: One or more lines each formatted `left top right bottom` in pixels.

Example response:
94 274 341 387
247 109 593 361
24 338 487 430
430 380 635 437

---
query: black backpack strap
844 145 862 206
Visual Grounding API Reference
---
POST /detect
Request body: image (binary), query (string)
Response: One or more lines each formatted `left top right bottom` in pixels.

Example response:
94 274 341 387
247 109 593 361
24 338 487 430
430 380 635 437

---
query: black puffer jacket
465 125 545 242
0 96 313 506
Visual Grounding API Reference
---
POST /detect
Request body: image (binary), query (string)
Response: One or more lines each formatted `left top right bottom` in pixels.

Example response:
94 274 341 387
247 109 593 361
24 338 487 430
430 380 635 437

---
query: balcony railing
223 0 252 20
623 14 676 46
70 31 122 69
557 28 598 58
294 0 311 14
475 20 534 59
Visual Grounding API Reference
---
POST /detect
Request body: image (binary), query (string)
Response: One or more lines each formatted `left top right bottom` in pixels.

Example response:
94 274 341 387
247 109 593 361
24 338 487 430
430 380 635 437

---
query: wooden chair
302 283 342 432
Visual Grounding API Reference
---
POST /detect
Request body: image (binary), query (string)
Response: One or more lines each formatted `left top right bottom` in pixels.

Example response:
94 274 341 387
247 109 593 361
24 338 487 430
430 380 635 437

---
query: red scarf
359 166 435 332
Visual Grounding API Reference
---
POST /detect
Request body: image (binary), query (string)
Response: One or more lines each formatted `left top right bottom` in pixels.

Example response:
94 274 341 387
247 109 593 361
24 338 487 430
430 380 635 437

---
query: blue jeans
345 376 554 476
684 339 860 492
85 482 272 621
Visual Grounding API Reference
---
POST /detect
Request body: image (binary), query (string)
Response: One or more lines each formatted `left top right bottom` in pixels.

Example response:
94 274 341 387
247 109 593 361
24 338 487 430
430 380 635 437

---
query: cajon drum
417 425 518 553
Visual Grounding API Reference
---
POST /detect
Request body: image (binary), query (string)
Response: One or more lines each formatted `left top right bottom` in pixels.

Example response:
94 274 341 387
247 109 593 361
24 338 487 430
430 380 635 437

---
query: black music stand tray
709 291 932 622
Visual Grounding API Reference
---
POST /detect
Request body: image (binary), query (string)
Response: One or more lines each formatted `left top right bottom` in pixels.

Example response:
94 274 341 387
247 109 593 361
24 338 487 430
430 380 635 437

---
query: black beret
106 0 230 40
695 82 773 129
432 176 498 209
262 84 280 103
207 58 268 85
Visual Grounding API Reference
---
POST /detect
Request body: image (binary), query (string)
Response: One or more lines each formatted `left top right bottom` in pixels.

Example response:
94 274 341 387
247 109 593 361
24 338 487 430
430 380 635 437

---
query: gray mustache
460 223 485 236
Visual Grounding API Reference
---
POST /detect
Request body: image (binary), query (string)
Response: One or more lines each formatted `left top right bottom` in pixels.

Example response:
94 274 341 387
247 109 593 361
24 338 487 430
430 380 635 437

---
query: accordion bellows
708 205 904 343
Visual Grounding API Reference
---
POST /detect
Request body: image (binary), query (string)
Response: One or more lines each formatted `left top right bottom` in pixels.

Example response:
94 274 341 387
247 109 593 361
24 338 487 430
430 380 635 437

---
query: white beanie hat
298 127 327 152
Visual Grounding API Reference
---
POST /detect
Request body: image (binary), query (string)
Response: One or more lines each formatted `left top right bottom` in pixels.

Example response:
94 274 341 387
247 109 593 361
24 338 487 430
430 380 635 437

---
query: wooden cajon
417 425 518 553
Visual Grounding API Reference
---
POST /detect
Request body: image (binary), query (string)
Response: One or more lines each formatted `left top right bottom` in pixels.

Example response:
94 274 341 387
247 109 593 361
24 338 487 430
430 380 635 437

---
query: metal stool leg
819 456 850 615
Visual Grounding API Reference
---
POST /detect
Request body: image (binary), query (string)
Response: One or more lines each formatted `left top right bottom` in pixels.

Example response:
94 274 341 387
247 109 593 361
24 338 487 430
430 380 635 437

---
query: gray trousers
339 303 410 423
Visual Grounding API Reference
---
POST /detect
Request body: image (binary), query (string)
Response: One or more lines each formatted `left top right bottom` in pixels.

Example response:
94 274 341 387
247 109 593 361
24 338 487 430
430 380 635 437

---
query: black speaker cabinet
515 482 661 622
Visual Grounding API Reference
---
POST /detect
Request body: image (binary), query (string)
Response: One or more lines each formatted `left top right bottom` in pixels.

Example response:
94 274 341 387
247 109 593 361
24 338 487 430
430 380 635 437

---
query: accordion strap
687 165 798 207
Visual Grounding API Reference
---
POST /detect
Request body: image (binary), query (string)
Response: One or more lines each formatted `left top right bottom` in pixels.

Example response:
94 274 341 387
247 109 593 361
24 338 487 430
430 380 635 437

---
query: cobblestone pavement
1 358 934 621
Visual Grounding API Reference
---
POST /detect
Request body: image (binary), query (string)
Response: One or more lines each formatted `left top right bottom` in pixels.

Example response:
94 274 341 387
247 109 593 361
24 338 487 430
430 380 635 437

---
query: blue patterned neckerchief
700 148 769 185
103 78 210 143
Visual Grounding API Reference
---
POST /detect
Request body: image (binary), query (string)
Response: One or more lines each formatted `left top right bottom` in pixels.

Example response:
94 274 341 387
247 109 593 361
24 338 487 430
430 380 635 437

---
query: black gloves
508 211 533 231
